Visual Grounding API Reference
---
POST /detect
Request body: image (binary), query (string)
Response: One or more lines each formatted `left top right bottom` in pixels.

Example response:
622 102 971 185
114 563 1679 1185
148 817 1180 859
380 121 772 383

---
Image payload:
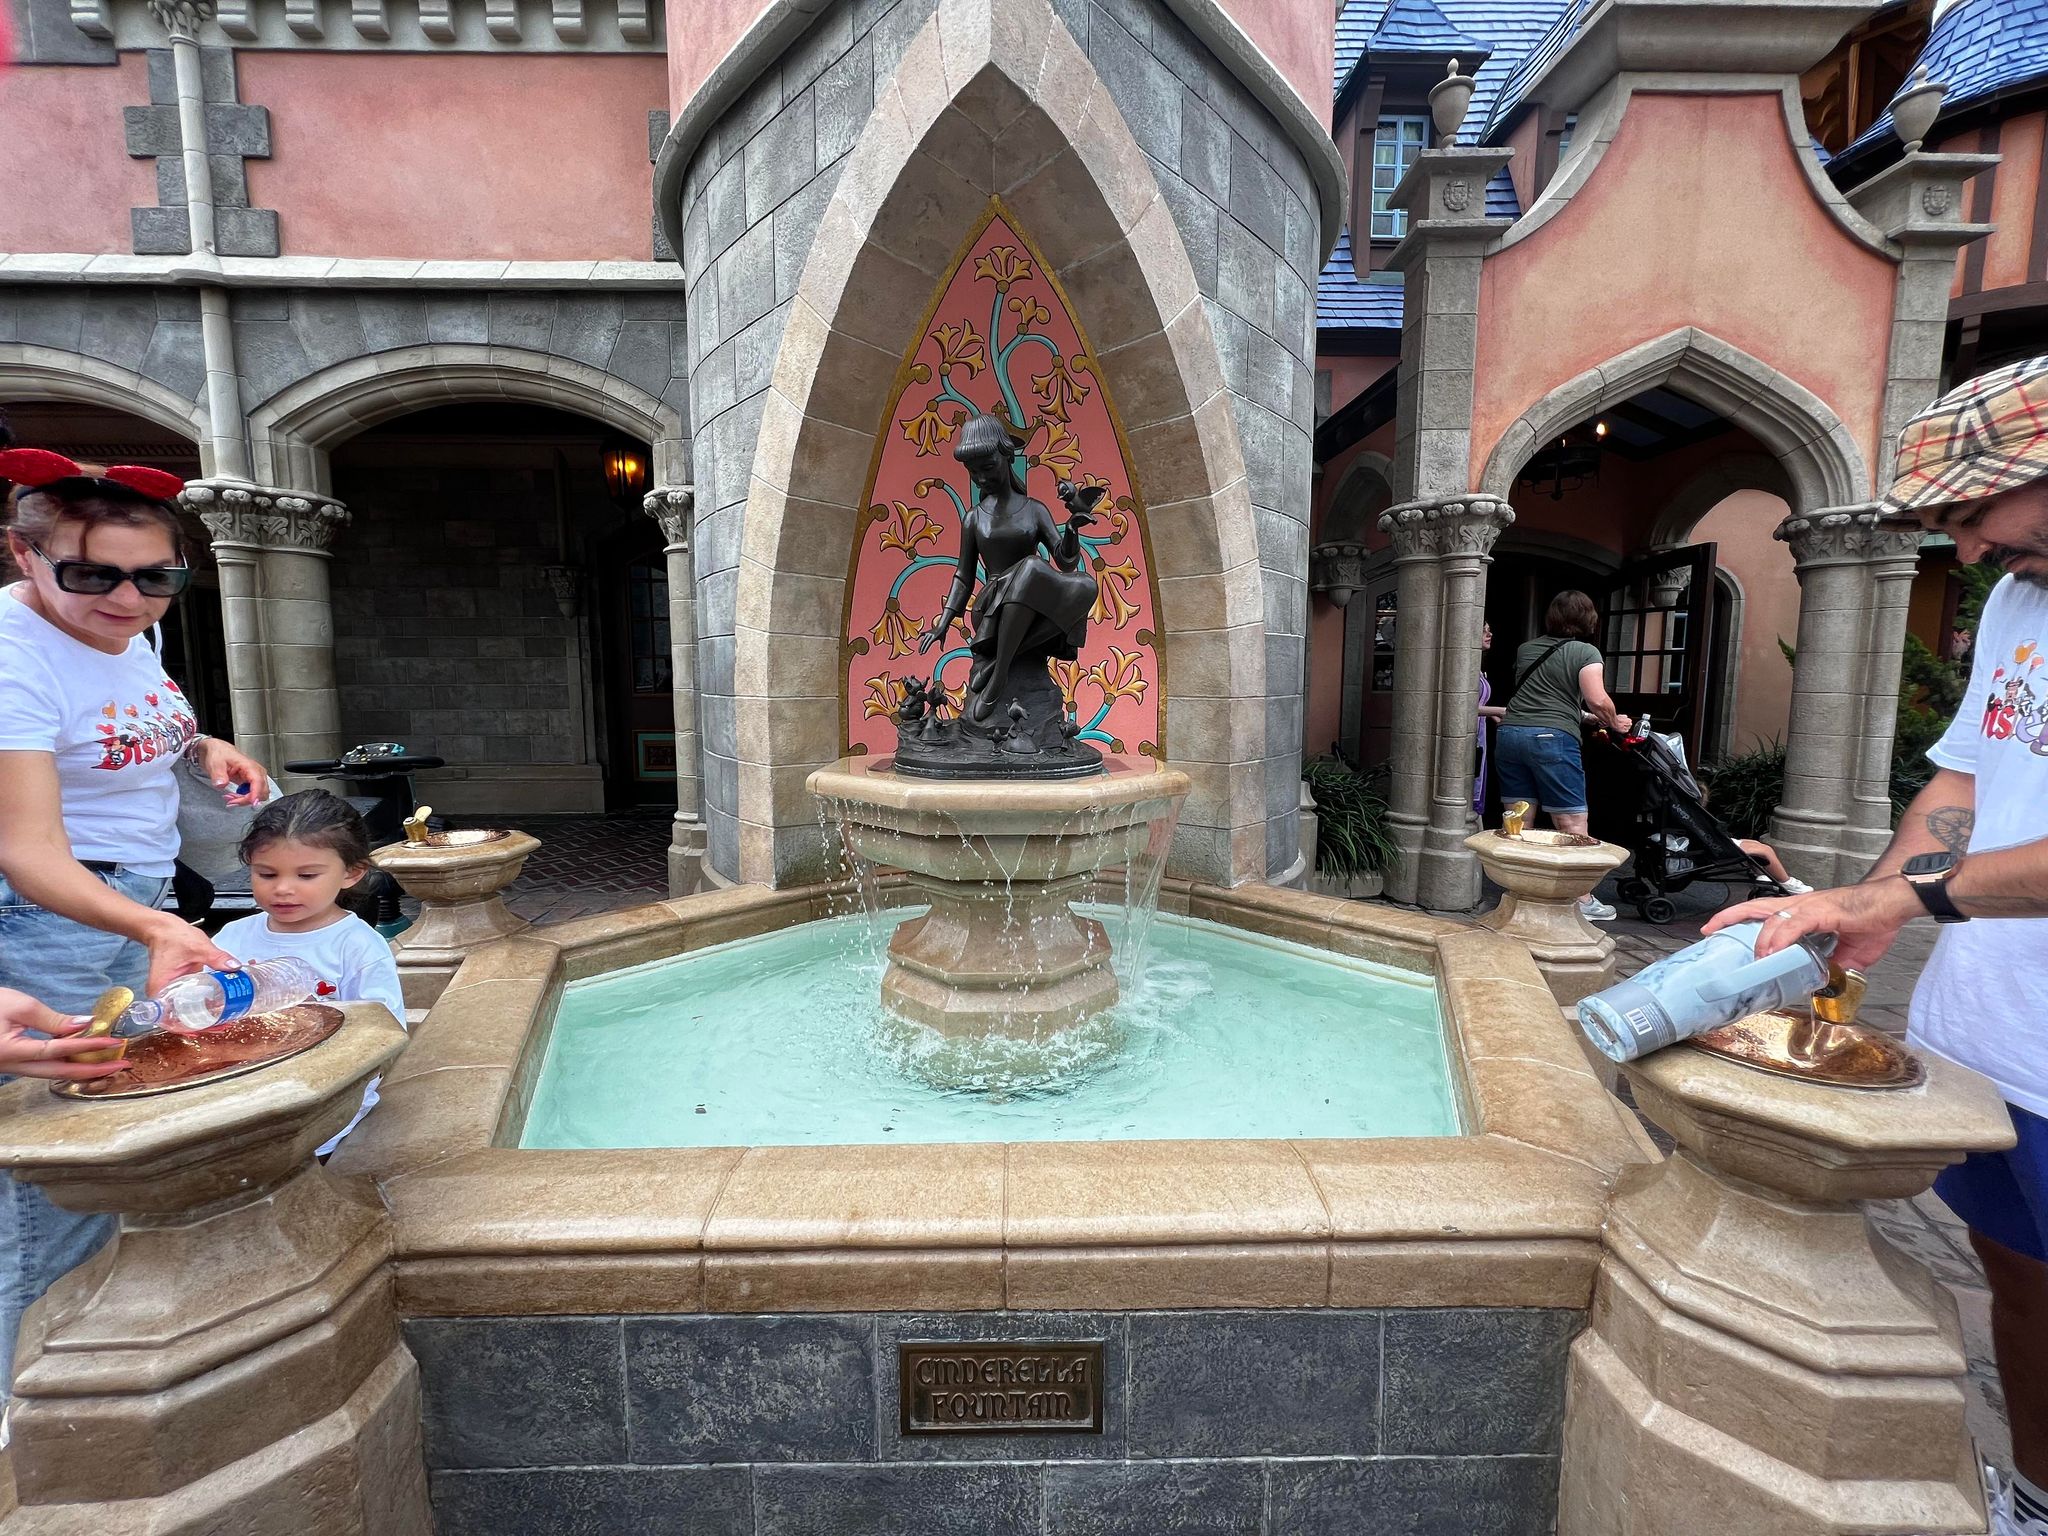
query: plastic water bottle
119 957 319 1035
1576 921 1834 1064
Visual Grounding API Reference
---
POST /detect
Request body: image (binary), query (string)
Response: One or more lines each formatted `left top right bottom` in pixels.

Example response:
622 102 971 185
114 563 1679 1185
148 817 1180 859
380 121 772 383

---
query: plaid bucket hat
1883 355 2048 514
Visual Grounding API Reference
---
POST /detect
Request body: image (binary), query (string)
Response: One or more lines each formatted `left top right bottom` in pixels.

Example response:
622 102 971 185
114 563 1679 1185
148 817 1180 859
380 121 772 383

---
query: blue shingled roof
1481 0 1592 137
1337 0 1574 145
1317 229 1407 330
1368 0 1493 56
1836 0 2048 172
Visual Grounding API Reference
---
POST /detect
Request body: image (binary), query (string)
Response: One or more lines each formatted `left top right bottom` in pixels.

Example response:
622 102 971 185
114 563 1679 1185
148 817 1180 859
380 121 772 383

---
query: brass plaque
898 1341 1105 1435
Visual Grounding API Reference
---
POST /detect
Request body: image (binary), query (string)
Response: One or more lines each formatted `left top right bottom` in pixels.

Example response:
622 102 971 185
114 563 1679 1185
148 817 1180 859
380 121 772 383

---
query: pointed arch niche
844 201 1164 761
735 0 1266 887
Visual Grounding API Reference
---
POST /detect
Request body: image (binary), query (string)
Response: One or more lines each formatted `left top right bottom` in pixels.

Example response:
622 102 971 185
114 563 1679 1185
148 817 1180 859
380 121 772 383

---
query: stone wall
0 285 210 407
409 1307 1577 1535
676 0 1319 885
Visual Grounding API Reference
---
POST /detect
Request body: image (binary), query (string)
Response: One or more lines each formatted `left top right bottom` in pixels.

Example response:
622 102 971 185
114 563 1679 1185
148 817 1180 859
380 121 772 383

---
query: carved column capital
1376 494 1515 563
642 485 695 551
147 0 216 39
182 481 350 554
1775 505 1922 571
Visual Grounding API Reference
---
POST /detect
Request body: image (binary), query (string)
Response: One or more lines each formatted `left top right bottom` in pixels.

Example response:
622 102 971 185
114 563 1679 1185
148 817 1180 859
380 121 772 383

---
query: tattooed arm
1862 768 1977 881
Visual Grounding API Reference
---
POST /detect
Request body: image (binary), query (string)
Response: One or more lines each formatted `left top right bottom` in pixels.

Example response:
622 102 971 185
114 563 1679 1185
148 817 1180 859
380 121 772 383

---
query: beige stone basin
371 828 540 1013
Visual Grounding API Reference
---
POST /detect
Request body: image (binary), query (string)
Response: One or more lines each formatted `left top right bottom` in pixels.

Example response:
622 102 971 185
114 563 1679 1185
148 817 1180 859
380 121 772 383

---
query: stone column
184 481 350 776
1377 495 1514 909
1768 507 1909 886
645 485 707 895
1843 514 1927 864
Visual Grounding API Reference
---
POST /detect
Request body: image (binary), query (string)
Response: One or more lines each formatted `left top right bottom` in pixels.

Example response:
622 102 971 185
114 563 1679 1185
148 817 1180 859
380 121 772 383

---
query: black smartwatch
1901 851 1968 922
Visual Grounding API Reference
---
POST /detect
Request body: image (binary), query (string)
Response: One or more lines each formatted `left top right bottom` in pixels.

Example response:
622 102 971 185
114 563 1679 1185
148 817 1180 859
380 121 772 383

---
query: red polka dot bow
0 448 186 506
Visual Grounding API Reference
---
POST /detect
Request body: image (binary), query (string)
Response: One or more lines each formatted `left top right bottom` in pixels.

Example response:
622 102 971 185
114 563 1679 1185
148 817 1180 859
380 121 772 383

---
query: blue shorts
1935 1103 2048 1262
1494 724 1589 816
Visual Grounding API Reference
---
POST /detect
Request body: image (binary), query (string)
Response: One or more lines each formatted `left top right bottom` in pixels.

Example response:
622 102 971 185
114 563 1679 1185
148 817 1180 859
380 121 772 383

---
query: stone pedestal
0 1005 428 1536
370 830 539 1012
1559 1043 2015 1536
809 758 1190 1039
1465 828 1630 1005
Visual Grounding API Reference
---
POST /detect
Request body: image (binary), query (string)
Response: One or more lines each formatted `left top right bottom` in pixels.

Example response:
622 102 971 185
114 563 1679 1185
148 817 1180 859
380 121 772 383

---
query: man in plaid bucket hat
1711 354 2048 1535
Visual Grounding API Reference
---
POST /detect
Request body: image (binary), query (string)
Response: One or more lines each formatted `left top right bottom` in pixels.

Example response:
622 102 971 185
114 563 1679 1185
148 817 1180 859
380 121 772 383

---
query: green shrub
1303 756 1399 877
1699 739 1785 839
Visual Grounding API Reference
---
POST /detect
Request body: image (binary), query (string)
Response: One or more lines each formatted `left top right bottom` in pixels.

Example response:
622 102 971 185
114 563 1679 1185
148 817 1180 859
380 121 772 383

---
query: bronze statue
892 412 1108 779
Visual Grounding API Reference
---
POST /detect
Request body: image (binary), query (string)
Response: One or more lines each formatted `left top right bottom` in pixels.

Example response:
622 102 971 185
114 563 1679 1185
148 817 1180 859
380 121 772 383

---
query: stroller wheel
1616 876 1653 906
1641 895 1678 925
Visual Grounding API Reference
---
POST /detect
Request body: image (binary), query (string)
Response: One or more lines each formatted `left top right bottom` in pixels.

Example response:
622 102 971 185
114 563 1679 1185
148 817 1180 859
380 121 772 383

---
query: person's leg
1736 838 1790 883
971 604 1033 724
1973 1232 2048 1496
1493 727 1540 816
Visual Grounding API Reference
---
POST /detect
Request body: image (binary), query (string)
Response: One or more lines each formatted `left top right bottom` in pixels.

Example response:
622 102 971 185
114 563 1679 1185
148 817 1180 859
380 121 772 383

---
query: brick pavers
440 811 674 925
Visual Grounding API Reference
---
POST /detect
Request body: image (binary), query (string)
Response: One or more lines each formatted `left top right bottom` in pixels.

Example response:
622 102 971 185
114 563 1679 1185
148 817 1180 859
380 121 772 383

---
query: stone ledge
0 253 686 288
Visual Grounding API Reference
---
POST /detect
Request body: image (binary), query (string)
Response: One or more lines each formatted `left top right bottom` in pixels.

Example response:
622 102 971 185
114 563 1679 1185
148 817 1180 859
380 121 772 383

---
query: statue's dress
958 493 1096 668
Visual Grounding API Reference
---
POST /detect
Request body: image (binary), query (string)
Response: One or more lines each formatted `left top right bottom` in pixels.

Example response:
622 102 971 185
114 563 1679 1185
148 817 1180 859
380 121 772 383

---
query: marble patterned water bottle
1576 921 1834 1063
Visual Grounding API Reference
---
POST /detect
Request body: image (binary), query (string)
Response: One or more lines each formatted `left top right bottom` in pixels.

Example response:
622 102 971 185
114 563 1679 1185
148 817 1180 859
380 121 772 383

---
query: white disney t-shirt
216 911 406 1153
0 583 199 878
1911 574 2048 1118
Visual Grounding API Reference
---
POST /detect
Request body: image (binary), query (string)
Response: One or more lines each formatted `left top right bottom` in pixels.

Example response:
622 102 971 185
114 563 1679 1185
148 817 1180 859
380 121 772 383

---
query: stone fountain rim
1463 828 1630 871
370 828 541 870
810 756 1191 815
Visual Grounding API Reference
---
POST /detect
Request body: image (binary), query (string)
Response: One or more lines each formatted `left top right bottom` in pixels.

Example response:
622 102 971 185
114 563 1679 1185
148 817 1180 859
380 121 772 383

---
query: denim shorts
0 865 167 1393
1494 724 1589 815
1935 1102 2048 1262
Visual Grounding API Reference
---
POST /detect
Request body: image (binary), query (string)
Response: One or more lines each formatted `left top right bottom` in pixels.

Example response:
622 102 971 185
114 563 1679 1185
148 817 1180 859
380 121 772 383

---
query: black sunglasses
26 541 191 599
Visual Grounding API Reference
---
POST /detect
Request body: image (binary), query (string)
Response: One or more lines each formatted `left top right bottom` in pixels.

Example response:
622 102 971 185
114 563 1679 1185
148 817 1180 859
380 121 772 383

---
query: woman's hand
0 990 131 1081
919 617 953 654
140 911 241 996
193 736 268 806
1702 878 1919 974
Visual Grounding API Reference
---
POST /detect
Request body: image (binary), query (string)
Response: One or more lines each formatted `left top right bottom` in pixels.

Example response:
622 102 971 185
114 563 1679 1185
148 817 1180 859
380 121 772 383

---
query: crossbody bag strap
1506 639 1569 705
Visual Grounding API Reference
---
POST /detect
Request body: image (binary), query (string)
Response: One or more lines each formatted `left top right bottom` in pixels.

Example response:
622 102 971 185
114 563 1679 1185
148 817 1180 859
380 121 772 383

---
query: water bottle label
216 968 257 1020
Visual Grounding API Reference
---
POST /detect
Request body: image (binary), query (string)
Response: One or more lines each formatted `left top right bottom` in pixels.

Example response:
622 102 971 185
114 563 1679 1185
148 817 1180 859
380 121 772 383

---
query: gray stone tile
746 91 818 225
706 156 748 261
815 37 874 167
19 0 115 63
1179 91 1229 204
1383 1309 1580 1456
404 1318 625 1471
288 292 368 373
123 104 181 160
866 0 940 82
1269 1455 1559 1536
610 321 681 398
487 293 558 352
353 293 429 352
1044 1460 1263 1534
137 320 204 399
1155 166 1219 296
204 102 270 156
216 207 279 259
781 3 854 98
130 206 190 256
1227 131 1286 255
16 290 86 351
234 289 289 324
1089 13 1178 169
1128 1312 1380 1458
430 1467 751 1536
624 1314 874 1464
774 165 841 302
733 306 787 402
426 295 490 345
1216 221 1276 338
756 1463 1041 1536
876 1312 1125 1461
78 293 160 372
232 319 312 404
716 219 780 338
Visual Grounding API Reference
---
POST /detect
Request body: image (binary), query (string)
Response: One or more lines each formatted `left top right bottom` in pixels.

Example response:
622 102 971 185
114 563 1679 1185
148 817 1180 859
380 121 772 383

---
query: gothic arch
1645 452 1794 549
733 0 1265 886
245 343 686 493
1321 452 1393 544
1477 327 1868 515
0 344 210 462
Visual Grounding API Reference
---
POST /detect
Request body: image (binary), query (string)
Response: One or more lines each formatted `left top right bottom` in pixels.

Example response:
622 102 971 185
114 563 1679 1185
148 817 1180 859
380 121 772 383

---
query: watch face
1901 852 1957 878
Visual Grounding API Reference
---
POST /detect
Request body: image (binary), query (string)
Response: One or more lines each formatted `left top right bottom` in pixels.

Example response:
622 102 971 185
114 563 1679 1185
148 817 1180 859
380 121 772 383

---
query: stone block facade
410 1307 1579 1535
675 0 1321 887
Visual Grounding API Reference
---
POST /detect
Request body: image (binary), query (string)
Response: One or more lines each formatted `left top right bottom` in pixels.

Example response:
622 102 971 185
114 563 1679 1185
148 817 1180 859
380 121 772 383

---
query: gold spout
1502 801 1531 839
77 986 133 1064
403 806 434 845
1812 964 1867 1026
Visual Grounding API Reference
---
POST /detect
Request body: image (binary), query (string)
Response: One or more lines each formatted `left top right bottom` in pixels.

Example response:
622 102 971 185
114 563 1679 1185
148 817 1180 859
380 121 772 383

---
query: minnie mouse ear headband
0 448 186 508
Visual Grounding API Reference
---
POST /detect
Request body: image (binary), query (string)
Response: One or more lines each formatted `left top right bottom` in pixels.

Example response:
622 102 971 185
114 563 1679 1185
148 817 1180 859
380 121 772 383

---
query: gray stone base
407 1308 1579 1536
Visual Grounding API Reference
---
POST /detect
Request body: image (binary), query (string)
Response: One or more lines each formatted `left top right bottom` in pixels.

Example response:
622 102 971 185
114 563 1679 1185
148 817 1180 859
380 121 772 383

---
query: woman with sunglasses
0 448 267 1390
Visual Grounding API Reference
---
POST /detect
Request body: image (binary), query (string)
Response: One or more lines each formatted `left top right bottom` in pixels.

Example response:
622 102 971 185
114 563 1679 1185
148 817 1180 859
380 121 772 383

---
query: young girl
216 789 405 1155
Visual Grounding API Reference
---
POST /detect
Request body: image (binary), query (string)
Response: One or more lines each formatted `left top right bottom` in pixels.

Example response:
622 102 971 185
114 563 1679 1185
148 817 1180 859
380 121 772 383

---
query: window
628 557 672 694
1370 116 1427 240
1557 113 1578 161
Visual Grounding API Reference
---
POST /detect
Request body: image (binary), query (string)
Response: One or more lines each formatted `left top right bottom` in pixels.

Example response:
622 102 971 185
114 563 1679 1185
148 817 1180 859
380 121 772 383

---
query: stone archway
1477 328 1868 516
246 343 685 492
732 0 1265 887
1645 452 1794 549
1321 452 1393 544
0 344 210 460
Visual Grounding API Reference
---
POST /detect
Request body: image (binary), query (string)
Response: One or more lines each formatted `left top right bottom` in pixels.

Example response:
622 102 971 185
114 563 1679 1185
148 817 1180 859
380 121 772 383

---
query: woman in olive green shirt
1495 590 1632 918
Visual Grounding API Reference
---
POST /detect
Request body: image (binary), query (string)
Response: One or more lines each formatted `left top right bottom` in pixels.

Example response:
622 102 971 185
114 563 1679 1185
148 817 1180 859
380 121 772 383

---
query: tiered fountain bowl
809 755 1190 1037
369 826 540 1013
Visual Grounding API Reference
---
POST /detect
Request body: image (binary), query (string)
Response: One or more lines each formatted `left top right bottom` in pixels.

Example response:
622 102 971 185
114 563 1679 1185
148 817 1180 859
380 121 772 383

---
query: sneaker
1579 896 1617 922
1779 877 1814 895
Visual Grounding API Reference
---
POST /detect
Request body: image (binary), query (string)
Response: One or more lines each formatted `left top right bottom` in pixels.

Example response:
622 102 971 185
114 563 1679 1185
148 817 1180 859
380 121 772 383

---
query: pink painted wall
0 57 156 254
239 53 666 261
665 0 1331 134
1471 93 1897 498
1691 489 1797 754
1317 353 1395 419
1982 110 2044 293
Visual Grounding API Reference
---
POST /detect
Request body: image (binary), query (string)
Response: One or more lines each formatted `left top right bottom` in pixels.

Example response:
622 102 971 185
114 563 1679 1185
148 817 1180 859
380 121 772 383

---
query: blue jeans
1494 724 1590 816
0 866 166 1392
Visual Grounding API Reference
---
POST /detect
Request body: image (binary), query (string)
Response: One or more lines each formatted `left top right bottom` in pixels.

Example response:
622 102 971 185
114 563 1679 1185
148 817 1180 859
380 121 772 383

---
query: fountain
368 805 540 1014
808 412 1190 1040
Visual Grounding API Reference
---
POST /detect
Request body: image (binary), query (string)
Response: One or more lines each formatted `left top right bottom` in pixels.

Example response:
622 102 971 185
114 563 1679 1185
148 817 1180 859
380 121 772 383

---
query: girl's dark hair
1544 589 1601 641
952 412 1029 493
3 476 186 580
238 789 373 869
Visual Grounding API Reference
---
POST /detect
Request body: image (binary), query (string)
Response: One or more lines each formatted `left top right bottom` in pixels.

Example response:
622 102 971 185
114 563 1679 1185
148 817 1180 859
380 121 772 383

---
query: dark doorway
595 519 676 808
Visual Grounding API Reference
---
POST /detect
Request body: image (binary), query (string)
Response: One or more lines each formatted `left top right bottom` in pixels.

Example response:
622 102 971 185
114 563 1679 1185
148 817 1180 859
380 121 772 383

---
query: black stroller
1602 719 1789 924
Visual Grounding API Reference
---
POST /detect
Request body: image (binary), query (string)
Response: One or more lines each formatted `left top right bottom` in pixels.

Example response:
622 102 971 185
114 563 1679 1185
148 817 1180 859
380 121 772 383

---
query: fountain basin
809 756 1191 1037
371 828 539 1013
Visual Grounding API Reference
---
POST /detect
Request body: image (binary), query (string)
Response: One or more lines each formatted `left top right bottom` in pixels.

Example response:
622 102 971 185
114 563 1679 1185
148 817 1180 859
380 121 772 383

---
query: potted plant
1302 756 1398 899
